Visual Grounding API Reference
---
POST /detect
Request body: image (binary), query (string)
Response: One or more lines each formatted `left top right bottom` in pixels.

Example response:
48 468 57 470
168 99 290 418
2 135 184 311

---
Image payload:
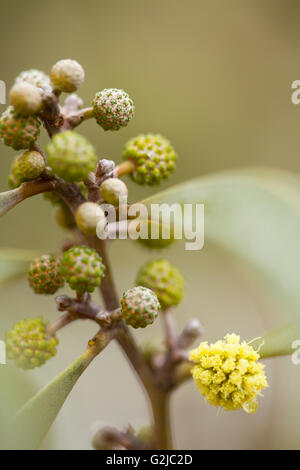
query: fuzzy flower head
0 106 40 150
123 134 177 186
15 69 50 88
189 334 268 414
5 317 58 370
92 88 134 131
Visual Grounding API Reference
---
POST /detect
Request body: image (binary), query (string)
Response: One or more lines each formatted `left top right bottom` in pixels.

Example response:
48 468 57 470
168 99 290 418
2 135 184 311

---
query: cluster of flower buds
2 58 179 253
2 58 267 419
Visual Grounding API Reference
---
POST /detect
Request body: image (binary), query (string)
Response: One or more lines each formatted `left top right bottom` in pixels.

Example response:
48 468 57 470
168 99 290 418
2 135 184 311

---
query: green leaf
0 180 54 217
251 320 300 358
6 350 94 449
7 332 112 450
142 168 300 318
0 248 40 285
0 187 24 217
0 366 37 449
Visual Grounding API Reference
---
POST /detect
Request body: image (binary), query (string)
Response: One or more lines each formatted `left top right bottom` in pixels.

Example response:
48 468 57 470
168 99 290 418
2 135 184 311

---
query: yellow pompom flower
189 334 268 413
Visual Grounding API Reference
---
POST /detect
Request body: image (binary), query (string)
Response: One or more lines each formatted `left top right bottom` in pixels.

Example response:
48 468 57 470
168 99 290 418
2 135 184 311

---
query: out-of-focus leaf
252 320 300 358
0 248 40 285
0 310 37 450
0 366 37 449
142 168 300 317
6 350 94 450
7 332 112 450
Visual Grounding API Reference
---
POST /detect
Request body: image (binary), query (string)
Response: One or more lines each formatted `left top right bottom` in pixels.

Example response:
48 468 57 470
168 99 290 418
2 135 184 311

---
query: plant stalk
93 236 174 449
150 390 173 450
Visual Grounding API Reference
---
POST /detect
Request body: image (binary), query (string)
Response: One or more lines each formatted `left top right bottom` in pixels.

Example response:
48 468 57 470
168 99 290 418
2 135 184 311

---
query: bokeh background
1 0 300 449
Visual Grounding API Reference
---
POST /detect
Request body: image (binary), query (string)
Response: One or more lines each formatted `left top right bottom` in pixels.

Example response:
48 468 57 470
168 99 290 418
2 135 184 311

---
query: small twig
0 174 87 219
85 173 101 203
66 107 94 129
0 179 56 217
95 308 122 327
163 309 178 349
39 85 64 137
55 294 121 328
53 178 86 213
47 312 76 337
176 318 204 349
156 314 202 391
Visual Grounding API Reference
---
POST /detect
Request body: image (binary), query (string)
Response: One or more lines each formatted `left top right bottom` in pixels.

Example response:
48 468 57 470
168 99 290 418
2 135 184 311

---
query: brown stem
150 391 173 450
67 107 94 129
0 179 56 217
90 237 120 311
39 86 64 137
163 309 178 349
90 235 174 450
54 180 86 213
47 312 76 337
0 176 87 219
55 294 121 328
116 323 156 393
176 318 204 349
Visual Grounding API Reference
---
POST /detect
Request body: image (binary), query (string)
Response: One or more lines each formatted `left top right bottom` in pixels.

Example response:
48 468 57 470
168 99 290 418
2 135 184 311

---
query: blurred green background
1 0 300 449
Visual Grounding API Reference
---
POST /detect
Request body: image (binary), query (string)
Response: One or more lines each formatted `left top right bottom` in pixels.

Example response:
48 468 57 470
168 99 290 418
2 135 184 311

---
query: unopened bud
75 202 106 236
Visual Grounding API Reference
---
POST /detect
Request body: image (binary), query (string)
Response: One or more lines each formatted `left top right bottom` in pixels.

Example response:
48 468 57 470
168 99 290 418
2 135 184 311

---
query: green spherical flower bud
75 202 106 235
28 254 64 295
100 178 128 206
51 59 85 93
92 88 134 131
46 131 97 182
10 82 43 116
136 259 184 309
15 69 50 88
16 150 45 179
8 156 24 188
6 317 58 370
120 286 160 329
129 219 175 249
137 236 174 250
8 152 45 188
123 134 177 185
54 204 76 230
61 246 105 294
0 106 40 150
